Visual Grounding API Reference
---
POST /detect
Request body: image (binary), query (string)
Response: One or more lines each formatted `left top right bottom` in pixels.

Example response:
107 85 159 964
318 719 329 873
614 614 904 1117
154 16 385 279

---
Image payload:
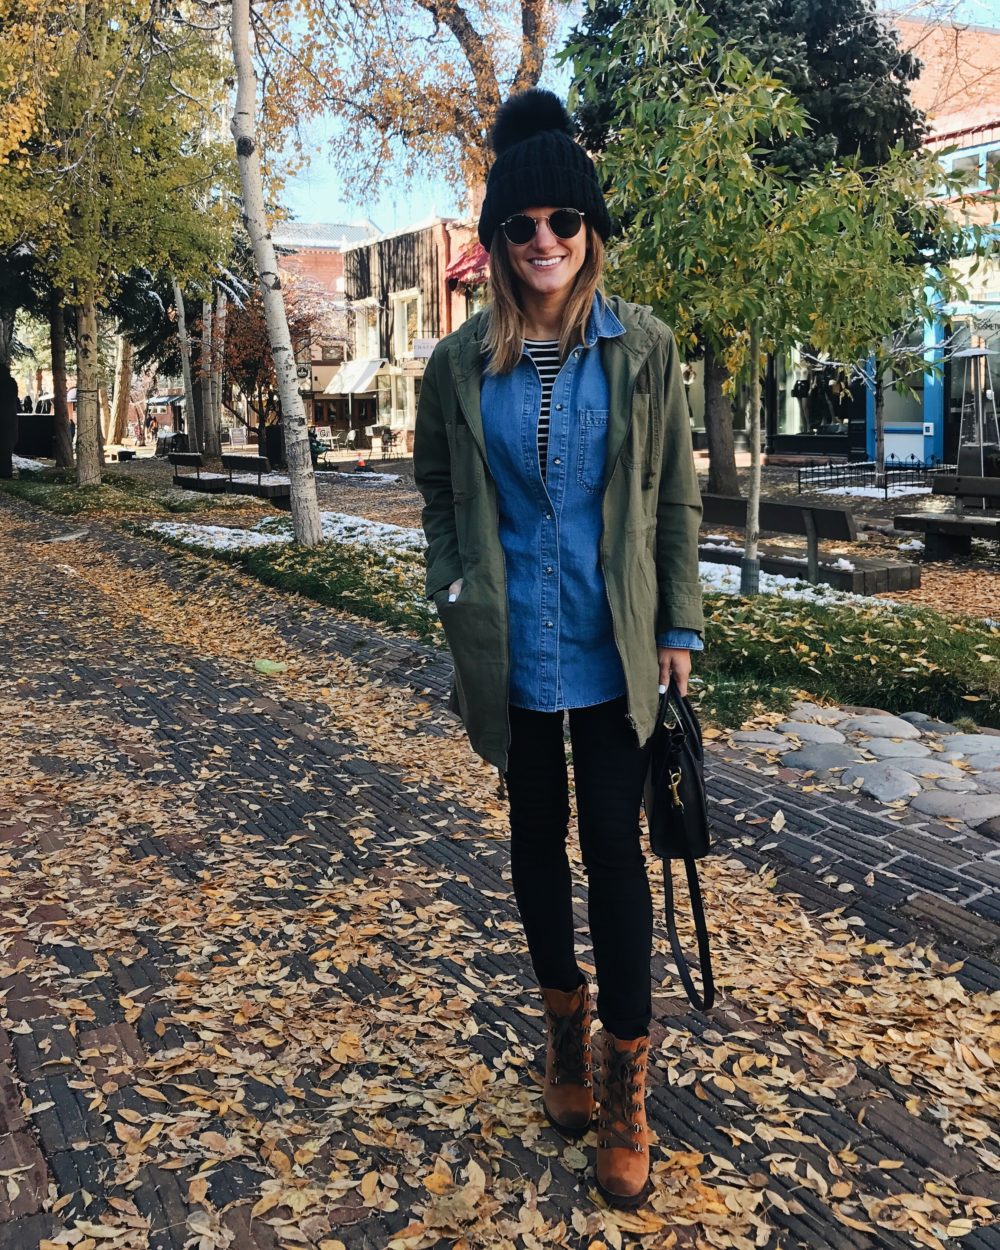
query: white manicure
658 684 666 694
448 593 457 602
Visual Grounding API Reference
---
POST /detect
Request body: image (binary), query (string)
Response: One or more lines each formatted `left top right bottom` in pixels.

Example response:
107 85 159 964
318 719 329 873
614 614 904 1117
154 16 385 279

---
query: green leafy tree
571 0 978 593
567 0 928 493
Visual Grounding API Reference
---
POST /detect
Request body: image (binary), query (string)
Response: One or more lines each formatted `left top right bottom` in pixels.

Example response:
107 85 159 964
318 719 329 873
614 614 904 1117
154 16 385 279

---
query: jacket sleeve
413 348 463 599
655 327 705 637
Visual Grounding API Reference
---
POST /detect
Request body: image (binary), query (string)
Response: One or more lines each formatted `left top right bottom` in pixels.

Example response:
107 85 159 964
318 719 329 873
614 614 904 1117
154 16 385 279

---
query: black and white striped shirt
524 338 561 479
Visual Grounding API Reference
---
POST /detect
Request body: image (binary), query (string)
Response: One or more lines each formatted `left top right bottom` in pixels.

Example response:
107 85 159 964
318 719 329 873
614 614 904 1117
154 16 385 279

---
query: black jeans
504 696 653 1039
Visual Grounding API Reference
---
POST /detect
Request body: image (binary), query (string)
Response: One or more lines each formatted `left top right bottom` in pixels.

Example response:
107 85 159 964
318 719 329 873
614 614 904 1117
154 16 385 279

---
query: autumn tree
253 0 561 195
0 0 234 485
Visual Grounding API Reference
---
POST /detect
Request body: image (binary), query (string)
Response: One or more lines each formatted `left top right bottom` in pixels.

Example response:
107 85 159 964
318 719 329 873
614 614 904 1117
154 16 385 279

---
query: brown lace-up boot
540 979 595 1137
596 1029 651 1208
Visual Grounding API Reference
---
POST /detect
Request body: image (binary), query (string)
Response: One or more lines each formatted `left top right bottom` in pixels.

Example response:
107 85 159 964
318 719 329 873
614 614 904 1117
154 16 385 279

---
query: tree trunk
50 293 73 470
0 369 17 480
111 336 133 444
76 300 102 487
704 343 740 496
99 377 112 458
231 0 321 546
211 289 227 439
201 296 221 456
740 324 762 597
172 278 199 450
874 369 885 489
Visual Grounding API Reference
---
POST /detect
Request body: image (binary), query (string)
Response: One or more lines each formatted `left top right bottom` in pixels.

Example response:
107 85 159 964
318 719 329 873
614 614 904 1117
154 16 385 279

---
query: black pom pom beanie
477 89 611 250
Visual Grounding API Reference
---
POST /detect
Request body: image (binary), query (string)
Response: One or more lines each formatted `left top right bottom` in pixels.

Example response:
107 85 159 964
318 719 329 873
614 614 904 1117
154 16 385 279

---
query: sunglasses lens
550 209 584 239
503 215 536 245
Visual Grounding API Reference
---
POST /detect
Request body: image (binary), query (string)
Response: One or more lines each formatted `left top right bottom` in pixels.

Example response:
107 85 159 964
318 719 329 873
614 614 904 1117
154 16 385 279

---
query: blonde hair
483 225 605 375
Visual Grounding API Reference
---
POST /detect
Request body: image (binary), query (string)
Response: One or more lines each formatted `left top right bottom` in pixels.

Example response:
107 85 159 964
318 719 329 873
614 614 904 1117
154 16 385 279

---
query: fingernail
448 594 457 602
658 684 666 694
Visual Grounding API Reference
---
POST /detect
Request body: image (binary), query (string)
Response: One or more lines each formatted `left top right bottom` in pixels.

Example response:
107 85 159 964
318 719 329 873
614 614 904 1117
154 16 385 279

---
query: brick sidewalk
1 495 998 1250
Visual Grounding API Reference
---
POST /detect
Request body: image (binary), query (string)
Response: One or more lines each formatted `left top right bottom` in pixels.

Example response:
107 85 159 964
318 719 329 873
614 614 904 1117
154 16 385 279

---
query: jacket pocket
577 409 609 494
450 424 483 501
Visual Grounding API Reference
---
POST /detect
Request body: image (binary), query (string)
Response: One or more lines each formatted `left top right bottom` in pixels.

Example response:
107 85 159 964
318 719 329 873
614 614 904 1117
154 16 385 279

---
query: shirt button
545 512 552 520
555 403 563 411
545 620 554 628
545 565 553 574
553 457 561 465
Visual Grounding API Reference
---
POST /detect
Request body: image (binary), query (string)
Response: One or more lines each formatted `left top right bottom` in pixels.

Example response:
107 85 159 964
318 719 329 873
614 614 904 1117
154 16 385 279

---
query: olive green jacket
413 296 703 772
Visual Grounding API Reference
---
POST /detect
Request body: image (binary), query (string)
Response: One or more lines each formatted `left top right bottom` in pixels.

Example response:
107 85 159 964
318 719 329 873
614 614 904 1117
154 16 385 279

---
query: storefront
766 347 869 459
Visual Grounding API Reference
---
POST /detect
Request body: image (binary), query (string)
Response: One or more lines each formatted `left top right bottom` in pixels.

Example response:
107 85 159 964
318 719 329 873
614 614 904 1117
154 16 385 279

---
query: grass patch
1 470 270 518
699 593 1000 728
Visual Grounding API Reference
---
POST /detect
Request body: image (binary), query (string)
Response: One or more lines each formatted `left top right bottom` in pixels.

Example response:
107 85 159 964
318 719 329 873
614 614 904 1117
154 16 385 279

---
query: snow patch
819 485 932 499
316 470 402 485
143 511 425 555
897 538 925 552
12 455 48 471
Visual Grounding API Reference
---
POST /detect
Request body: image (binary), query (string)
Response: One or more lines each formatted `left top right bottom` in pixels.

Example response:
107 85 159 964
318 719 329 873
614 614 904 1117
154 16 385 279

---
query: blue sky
280 0 1000 234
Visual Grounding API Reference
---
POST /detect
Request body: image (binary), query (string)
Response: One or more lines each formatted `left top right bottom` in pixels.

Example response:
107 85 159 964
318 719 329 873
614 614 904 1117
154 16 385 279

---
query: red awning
445 241 489 287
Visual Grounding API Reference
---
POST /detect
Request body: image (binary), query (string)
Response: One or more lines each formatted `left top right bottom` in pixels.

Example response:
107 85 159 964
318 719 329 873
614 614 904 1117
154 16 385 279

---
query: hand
447 578 464 602
657 647 692 697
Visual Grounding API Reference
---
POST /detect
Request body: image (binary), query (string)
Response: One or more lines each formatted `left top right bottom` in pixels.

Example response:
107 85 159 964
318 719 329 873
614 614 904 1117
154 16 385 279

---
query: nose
531 218 560 249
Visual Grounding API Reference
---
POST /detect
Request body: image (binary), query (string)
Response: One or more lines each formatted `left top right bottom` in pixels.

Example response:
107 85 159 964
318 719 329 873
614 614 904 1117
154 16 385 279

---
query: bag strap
662 851 716 1011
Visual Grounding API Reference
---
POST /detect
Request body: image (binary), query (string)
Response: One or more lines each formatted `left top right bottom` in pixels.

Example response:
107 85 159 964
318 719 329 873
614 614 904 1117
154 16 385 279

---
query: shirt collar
584 293 626 347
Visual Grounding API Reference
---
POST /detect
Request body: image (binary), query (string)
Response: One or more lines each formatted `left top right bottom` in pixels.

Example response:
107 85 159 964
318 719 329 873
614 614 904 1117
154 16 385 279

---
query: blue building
762 110 1000 464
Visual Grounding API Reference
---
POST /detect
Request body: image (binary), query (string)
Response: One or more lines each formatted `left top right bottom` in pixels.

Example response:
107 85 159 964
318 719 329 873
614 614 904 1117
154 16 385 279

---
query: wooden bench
701 493 920 593
894 476 1000 558
167 451 227 493
221 454 291 507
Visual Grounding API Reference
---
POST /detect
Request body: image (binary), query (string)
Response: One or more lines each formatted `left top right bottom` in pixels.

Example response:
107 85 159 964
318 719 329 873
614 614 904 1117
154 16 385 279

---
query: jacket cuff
656 629 704 652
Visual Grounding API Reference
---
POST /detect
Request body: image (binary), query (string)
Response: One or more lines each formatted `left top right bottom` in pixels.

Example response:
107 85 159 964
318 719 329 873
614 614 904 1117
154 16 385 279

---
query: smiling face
505 206 588 304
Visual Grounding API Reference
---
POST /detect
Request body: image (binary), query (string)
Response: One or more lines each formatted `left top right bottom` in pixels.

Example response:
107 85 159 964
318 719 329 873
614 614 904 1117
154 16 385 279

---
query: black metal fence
797 455 955 499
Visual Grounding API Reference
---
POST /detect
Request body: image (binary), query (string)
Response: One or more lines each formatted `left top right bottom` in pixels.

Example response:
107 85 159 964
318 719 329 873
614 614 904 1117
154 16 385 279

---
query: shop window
776 348 850 437
393 292 421 358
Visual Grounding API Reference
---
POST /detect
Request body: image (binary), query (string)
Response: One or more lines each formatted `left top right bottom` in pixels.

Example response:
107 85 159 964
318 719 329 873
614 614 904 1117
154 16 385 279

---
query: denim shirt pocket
576 409 609 494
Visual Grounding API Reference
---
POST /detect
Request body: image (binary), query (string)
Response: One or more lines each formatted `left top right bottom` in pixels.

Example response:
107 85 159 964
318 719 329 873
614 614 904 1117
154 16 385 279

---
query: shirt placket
542 350 581 709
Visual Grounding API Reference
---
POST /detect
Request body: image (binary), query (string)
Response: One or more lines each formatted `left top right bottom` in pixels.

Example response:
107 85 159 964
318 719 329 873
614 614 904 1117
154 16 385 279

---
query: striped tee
524 338 561 479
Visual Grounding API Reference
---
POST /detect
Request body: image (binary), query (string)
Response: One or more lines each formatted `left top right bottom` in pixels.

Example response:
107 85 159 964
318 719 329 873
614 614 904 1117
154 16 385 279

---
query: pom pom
490 89 573 155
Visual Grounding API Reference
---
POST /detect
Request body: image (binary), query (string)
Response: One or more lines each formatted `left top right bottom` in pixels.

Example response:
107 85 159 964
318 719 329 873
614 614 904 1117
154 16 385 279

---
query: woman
413 90 704 1209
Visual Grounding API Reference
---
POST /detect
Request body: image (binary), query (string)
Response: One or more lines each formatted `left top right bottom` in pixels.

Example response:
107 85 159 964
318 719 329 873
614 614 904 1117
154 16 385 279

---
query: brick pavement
1 494 999 1250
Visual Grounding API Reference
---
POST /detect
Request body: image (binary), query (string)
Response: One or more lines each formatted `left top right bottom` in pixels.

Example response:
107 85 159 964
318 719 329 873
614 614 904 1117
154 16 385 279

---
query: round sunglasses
501 208 586 246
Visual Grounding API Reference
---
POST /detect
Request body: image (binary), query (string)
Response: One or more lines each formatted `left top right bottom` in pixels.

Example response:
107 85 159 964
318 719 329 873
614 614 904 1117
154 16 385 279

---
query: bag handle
662 851 715 1011
661 679 715 1011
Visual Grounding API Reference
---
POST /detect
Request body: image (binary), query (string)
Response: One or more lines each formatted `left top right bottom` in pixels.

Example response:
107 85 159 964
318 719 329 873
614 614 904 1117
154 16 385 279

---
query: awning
446 240 489 287
324 358 386 395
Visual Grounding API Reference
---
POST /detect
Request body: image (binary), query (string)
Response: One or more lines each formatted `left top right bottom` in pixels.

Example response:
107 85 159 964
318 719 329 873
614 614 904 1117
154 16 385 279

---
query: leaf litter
0 505 998 1250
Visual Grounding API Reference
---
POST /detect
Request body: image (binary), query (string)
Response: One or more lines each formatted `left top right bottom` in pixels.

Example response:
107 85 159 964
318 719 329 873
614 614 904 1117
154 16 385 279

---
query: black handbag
643 681 716 1011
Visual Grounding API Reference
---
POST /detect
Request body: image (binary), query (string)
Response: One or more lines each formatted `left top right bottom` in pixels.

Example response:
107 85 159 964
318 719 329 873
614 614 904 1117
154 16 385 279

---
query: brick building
271 220 378 426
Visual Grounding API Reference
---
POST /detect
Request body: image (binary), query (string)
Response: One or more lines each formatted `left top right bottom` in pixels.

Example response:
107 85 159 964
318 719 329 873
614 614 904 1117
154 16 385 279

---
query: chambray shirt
481 295 703 713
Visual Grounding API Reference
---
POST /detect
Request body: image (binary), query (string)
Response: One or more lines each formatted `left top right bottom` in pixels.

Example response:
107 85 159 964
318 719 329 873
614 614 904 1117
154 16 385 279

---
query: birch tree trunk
76 300 102 487
50 293 74 470
211 289 227 437
230 0 321 545
111 337 133 444
740 323 762 597
172 278 199 451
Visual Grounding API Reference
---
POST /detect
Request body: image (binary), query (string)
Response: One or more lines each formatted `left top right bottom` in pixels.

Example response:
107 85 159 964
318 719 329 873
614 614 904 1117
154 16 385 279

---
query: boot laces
548 1000 591 1086
599 1041 647 1152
